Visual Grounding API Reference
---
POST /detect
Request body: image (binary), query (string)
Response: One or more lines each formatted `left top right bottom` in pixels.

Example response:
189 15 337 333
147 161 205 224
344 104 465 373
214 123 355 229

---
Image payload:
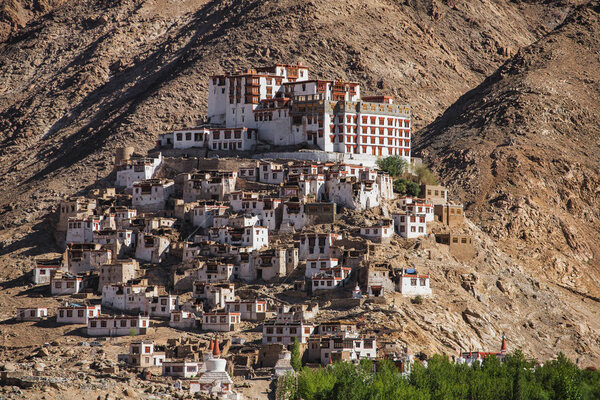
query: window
420 278 426 286
90 321 97 328
410 278 417 286
101 321 107 328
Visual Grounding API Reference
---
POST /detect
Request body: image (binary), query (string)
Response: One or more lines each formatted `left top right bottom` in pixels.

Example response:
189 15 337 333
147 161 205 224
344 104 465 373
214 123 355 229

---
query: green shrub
414 164 438 185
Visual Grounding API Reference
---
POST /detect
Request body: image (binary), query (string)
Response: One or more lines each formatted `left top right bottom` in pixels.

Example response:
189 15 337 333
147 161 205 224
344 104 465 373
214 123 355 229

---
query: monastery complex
159 64 412 162
16 64 500 398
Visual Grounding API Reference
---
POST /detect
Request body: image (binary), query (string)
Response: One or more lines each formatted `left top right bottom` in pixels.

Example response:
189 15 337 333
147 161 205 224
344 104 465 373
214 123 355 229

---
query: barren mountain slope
1 0 598 368
415 2 600 296
0 0 573 236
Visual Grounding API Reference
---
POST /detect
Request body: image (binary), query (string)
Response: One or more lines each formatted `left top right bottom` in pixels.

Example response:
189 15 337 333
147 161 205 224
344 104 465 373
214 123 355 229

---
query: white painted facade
392 213 427 239
183 172 237 202
311 267 352 291
67 245 113 274
257 162 285 184
148 295 179 318
169 310 198 330
115 153 162 189
132 179 174 211
51 274 84 295
262 321 316 345
397 269 432 297
124 340 165 368
202 312 241 332
66 216 102 244
305 258 339 278
33 264 62 284
16 307 48 321
225 300 267 321
315 336 377 366
162 360 201 378
398 197 434 222
87 315 150 336
101 283 158 313
203 65 411 161
192 204 228 228
193 282 235 309
57 304 101 324
208 226 268 251
359 220 394 243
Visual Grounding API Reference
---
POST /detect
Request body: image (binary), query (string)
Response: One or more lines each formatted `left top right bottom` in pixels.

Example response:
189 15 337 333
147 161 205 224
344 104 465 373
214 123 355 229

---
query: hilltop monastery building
161 64 412 161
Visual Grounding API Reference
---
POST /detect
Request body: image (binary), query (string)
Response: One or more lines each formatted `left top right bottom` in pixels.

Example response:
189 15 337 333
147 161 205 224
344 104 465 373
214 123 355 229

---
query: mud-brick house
434 203 465 227
435 233 476 261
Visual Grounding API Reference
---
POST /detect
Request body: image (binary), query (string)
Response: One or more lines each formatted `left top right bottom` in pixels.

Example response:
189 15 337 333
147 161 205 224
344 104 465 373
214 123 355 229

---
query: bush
414 164 438 185
377 156 408 177
411 295 423 305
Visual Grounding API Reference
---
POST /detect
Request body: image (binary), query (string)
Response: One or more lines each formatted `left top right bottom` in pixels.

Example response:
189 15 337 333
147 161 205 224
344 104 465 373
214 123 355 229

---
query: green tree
284 351 600 400
377 155 408 177
291 337 302 371
394 178 407 194
406 181 421 197
276 371 297 400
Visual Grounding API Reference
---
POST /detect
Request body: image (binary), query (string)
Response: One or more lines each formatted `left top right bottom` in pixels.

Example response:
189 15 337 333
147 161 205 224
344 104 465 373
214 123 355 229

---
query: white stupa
197 336 234 395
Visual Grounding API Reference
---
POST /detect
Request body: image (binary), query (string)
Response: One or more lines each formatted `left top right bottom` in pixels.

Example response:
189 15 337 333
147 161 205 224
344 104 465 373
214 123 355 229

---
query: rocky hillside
0 0 573 235
415 1 600 298
1 0 600 367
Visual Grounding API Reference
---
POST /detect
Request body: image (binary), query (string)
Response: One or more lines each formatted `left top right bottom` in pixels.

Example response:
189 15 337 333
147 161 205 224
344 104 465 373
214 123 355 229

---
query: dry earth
0 3 600 398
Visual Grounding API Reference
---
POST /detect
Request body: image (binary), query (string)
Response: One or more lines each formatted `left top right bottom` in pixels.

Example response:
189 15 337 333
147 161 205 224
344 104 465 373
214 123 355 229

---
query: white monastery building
161 64 412 161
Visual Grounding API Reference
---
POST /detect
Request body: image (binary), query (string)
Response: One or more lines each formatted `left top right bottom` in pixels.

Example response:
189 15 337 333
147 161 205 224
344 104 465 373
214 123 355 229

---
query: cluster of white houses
27 151 461 331
19 64 484 396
